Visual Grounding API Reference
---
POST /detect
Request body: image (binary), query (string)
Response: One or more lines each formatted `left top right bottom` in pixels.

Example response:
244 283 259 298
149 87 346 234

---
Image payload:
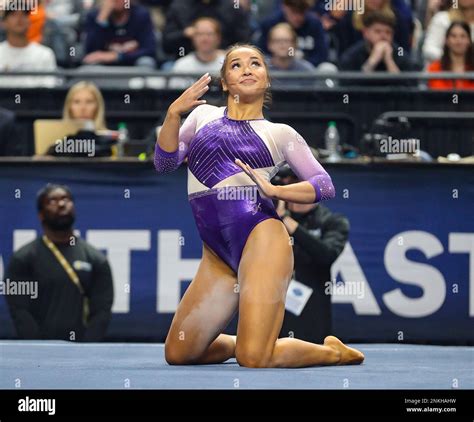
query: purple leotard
154 105 335 273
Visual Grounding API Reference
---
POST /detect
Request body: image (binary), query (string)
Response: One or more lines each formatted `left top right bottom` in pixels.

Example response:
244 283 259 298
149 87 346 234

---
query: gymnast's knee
235 343 272 368
164 340 195 365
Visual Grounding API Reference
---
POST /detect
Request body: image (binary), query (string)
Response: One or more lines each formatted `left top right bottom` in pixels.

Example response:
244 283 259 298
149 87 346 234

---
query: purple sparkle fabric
308 174 335 201
153 104 336 271
278 127 335 203
190 188 279 273
187 116 274 188
153 106 201 174
154 143 179 174
153 105 335 204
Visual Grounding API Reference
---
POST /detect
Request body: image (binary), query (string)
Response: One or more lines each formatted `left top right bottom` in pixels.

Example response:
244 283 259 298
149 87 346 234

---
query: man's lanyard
42 235 89 325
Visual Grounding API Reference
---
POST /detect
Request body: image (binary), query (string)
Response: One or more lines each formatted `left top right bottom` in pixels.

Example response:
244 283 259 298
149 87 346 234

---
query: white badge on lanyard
285 279 313 316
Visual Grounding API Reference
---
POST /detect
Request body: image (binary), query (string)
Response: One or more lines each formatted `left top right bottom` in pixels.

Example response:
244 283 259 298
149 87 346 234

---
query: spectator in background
0 107 24 156
46 81 114 157
427 21 474 89
267 22 315 72
265 21 338 80
391 0 414 24
257 0 329 67
27 0 46 43
45 0 87 28
5 184 114 341
311 0 347 32
419 0 452 28
172 17 225 74
163 0 251 59
334 0 412 57
423 0 474 62
265 22 339 88
0 7 58 87
339 11 416 76
62 81 108 130
83 0 157 68
308 0 412 30
43 0 92 67
169 17 225 88
275 164 349 344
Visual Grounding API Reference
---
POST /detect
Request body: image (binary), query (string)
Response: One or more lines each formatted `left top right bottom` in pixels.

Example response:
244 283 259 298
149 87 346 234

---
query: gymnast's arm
235 126 335 204
154 73 211 174
275 125 335 204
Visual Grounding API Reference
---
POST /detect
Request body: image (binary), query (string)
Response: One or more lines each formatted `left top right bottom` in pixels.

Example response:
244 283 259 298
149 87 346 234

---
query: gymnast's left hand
235 159 278 199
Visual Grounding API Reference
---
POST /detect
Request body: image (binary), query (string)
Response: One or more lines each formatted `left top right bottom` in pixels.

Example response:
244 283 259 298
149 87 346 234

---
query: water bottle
117 122 129 157
251 0 259 15
325 121 341 162
82 119 95 132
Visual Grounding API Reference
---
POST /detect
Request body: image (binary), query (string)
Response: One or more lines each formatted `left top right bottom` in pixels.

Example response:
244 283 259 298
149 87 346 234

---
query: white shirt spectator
169 51 225 89
0 41 59 87
423 11 474 62
173 51 225 74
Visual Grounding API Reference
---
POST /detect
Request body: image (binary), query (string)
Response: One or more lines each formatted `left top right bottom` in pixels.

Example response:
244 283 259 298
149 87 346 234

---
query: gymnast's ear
221 79 228 93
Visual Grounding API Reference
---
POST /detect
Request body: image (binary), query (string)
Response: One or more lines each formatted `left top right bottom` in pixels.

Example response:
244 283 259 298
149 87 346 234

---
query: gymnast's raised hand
158 73 211 154
168 73 212 116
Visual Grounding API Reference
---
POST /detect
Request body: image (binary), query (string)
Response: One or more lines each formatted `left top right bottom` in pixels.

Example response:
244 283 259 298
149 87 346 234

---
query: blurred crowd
0 0 473 158
0 0 472 86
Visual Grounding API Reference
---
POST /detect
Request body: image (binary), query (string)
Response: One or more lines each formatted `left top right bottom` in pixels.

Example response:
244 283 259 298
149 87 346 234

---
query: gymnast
154 43 364 368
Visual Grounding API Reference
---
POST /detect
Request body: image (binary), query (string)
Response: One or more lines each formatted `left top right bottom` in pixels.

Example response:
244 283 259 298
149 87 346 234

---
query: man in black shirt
5 184 114 341
0 107 24 156
339 10 417 83
277 169 349 344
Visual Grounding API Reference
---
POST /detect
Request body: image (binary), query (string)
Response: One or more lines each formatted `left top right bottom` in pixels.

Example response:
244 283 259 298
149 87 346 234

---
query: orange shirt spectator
27 3 46 43
427 21 474 90
427 60 474 89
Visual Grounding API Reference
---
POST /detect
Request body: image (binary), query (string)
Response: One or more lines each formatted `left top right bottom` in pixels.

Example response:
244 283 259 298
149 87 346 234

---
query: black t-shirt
339 40 418 86
5 237 113 341
0 107 24 156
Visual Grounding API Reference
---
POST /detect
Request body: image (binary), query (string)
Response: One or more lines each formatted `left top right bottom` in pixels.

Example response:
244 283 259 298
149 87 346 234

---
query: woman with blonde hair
47 80 111 157
63 81 107 130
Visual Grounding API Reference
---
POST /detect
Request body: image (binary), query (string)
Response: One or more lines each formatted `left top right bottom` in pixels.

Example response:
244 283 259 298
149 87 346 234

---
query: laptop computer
34 119 85 155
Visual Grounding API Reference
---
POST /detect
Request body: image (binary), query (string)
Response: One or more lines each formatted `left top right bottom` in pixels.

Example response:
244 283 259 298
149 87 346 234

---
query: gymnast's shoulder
262 120 301 139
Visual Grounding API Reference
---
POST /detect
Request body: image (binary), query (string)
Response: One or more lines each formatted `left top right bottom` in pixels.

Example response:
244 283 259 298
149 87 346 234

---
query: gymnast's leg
235 219 365 368
165 243 238 365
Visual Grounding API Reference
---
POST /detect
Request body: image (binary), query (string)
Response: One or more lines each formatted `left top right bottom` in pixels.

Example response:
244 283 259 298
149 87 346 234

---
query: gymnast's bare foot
324 336 365 365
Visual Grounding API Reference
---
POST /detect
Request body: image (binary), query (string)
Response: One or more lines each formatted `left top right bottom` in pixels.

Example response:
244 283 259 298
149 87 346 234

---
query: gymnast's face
221 48 269 103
